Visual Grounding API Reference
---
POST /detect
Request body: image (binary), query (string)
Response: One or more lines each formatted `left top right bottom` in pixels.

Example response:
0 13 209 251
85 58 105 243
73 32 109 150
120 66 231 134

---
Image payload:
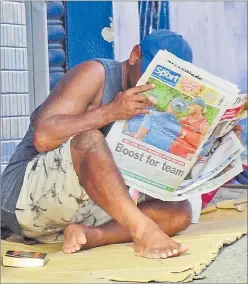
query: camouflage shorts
15 138 145 243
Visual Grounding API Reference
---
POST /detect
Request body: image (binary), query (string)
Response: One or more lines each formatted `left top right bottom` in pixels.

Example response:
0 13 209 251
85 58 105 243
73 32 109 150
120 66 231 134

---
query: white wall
169 2 247 93
1 1 30 172
113 2 140 61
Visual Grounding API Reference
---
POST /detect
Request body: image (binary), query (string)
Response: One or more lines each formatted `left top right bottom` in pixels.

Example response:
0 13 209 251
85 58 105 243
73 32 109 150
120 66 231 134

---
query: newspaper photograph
212 94 247 138
106 50 233 200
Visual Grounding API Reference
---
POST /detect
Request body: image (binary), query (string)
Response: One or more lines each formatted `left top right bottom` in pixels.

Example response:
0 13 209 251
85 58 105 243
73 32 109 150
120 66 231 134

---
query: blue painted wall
65 1 113 69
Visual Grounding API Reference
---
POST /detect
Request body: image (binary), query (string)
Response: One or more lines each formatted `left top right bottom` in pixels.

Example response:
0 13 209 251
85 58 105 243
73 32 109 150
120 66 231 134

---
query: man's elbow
33 128 50 153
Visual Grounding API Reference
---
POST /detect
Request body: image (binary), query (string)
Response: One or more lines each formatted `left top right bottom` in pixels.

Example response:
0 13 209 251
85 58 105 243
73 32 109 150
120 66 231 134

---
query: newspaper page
212 94 247 138
178 95 247 192
176 131 245 195
239 109 248 164
106 50 235 200
182 156 243 198
165 51 239 95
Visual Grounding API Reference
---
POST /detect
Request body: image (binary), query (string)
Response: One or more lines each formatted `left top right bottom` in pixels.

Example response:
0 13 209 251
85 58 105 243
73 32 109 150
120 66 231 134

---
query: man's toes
71 245 77 253
177 244 189 255
165 249 173 257
62 244 67 252
158 250 168 259
146 250 161 259
62 243 79 254
62 246 71 254
172 248 179 256
77 233 87 245
74 244 81 251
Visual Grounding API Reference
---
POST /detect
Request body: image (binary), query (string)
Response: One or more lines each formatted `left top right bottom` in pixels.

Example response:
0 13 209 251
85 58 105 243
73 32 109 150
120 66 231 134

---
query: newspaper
183 156 243 198
239 114 248 164
178 95 247 193
212 94 247 138
237 99 248 164
176 131 244 195
106 50 241 201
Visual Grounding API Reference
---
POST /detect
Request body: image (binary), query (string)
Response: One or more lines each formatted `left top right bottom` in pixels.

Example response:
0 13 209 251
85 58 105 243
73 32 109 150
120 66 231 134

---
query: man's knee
182 200 192 226
71 129 105 153
174 200 192 232
140 198 192 233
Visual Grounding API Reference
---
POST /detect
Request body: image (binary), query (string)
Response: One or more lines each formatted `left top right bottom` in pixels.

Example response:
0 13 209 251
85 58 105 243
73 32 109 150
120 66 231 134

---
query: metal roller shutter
47 1 66 90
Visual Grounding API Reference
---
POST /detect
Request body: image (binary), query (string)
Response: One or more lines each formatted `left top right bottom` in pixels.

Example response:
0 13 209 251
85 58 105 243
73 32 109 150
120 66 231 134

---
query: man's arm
33 61 108 152
33 61 154 152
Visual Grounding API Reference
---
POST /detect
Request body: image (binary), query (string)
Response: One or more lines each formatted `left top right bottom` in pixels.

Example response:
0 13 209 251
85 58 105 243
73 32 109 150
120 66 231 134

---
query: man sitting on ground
1 30 193 259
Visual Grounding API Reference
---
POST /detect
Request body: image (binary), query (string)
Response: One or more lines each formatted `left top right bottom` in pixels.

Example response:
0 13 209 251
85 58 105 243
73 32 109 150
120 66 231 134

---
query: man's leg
64 130 192 259
63 199 192 257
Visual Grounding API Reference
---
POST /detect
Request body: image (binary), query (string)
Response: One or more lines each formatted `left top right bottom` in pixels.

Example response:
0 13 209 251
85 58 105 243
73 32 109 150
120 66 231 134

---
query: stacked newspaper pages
106 50 247 201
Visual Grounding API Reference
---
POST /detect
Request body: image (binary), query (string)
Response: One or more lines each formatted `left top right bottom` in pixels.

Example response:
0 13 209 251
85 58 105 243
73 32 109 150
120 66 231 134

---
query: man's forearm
33 104 114 152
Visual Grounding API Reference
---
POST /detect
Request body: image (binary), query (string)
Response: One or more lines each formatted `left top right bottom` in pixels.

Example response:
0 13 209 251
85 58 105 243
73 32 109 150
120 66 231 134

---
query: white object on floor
187 193 202 224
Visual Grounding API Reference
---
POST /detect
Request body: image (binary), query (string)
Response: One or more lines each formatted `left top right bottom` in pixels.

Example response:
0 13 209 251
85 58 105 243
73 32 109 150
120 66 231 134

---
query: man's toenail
173 249 178 254
160 252 167 258
167 251 173 257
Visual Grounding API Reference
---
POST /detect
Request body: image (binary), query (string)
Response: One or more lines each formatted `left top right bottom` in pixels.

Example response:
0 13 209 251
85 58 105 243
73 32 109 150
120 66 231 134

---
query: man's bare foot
62 224 87 253
61 219 189 258
134 222 189 259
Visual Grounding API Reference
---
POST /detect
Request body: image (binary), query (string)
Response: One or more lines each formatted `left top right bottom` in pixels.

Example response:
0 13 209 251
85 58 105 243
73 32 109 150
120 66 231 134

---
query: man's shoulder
94 58 120 66
66 60 106 92
77 59 120 73
76 59 121 86
76 60 105 77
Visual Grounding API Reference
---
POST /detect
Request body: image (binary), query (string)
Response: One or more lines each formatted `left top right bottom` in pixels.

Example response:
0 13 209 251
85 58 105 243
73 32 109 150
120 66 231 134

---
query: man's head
167 97 188 115
188 97 206 116
127 29 193 87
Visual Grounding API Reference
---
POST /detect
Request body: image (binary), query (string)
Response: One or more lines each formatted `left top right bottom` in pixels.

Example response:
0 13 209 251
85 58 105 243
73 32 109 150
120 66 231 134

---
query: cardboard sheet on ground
1 199 247 283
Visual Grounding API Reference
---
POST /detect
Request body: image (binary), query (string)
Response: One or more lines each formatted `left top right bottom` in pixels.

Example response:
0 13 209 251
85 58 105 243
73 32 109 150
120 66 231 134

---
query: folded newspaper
106 50 247 201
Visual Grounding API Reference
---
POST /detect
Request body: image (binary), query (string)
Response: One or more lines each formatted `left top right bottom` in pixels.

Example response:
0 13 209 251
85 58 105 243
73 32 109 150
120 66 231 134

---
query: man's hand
109 84 155 120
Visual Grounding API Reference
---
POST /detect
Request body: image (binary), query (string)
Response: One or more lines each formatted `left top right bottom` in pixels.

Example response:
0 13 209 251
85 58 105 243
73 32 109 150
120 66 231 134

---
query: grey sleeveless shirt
1 59 122 215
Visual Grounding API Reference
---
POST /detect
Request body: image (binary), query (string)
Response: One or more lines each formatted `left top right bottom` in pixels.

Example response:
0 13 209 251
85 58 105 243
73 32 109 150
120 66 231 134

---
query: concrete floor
192 235 247 283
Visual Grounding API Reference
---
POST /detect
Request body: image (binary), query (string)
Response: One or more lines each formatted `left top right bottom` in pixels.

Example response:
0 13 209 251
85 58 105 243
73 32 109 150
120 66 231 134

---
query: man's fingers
133 94 153 104
134 102 150 110
127 84 155 95
133 94 148 102
134 109 151 115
